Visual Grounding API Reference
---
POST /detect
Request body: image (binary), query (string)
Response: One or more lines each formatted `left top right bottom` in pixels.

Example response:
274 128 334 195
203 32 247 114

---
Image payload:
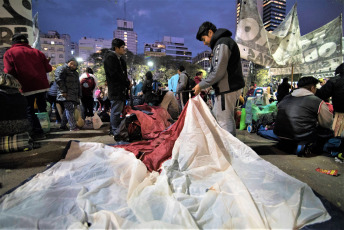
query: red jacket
3 43 52 94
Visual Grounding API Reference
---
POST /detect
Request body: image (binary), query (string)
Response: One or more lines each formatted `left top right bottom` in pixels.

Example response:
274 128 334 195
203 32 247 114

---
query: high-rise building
71 42 79 57
262 0 286 32
192 50 212 71
78 37 112 65
40 31 68 65
162 36 192 63
114 19 138 55
61 34 72 62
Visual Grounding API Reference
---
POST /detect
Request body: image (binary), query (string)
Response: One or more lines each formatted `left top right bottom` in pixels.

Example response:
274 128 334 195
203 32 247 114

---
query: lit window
51 41 55 45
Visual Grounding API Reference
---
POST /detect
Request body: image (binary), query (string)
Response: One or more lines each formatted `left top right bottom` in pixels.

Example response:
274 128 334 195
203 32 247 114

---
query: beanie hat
12 34 29 44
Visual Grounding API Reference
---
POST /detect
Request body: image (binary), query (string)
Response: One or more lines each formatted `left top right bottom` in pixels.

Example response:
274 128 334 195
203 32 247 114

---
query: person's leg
80 97 87 119
213 90 241 136
35 92 47 112
110 100 124 137
85 96 94 117
25 94 44 135
64 101 78 130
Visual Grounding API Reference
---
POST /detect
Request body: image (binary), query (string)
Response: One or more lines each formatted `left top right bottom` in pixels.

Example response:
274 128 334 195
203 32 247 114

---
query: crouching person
273 76 333 156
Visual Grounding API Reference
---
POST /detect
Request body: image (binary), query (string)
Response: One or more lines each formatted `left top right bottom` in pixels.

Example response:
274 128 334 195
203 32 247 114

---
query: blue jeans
110 100 125 136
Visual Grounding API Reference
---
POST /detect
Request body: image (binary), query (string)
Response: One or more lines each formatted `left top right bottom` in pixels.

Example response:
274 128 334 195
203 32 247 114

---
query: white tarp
236 0 343 75
0 96 330 229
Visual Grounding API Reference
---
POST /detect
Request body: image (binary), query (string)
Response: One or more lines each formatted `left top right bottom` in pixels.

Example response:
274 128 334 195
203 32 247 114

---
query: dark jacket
277 82 291 103
199 29 245 95
55 64 80 103
274 94 322 141
142 78 153 103
3 43 52 94
316 74 344 113
104 51 130 101
0 86 31 136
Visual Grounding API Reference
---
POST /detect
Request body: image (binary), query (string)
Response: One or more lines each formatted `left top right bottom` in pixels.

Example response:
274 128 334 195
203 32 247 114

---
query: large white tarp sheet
0 96 330 229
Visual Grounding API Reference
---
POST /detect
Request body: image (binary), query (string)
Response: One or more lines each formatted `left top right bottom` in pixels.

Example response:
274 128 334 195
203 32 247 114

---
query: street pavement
1 121 343 217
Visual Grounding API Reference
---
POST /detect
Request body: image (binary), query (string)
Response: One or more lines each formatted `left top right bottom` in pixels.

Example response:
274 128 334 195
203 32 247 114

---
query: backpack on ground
81 73 96 97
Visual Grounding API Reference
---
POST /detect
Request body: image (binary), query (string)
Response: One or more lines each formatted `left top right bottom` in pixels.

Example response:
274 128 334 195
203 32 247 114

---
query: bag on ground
92 113 103 129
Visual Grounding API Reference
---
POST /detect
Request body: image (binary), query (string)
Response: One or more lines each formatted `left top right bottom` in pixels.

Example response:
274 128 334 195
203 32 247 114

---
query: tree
256 68 270 86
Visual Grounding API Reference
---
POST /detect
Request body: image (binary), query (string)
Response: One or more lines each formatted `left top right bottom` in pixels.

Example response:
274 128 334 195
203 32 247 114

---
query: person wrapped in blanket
274 76 334 154
0 73 34 153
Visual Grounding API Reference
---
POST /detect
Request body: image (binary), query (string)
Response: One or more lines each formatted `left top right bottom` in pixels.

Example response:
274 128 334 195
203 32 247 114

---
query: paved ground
1 122 343 216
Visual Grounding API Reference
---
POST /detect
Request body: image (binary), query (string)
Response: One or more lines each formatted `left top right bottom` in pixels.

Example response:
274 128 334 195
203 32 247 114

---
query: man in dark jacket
104 38 131 141
3 33 52 140
55 58 81 131
316 63 344 136
316 63 344 113
194 21 245 136
274 77 333 152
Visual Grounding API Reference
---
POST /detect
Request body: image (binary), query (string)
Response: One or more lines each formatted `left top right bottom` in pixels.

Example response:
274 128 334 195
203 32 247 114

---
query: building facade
78 37 111 65
114 19 138 55
40 31 68 65
192 50 212 71
162 36 192 63
262 0 286 32
144 42 166 57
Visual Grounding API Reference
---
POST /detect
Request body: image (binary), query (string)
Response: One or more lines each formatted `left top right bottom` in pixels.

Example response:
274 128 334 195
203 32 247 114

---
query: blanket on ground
0 96 330 229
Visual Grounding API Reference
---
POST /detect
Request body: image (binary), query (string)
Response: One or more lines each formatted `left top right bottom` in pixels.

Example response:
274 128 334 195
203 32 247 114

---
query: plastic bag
92 113 103 129
35 112 50 133
83 116 93 129
74 106 85 128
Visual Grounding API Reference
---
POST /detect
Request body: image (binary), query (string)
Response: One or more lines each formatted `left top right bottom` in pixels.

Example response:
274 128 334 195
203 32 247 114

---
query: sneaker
70 128 80 131
31 133 46 141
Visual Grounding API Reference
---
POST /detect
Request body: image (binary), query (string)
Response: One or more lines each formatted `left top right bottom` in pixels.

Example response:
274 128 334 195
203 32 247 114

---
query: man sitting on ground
273 76 333 154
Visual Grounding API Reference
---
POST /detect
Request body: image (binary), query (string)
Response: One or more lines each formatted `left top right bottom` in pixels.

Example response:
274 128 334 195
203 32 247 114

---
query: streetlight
76 57 83 63
147 61 153 67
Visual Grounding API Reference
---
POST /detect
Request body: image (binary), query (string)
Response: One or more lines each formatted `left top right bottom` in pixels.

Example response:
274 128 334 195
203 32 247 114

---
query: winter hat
12 34 29 44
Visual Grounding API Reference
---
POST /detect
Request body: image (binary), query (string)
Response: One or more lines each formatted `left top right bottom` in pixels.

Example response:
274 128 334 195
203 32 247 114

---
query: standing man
104 38 131 142
176 65 190 109
3 33 52 140
194 21 245 136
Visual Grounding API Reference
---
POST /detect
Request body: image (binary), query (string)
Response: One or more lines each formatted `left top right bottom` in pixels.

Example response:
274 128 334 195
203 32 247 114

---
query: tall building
192 50 212 71
262 0 286 32
114 19 138 55
61 34 72 62
40 31 68 65
78 37 112 65
162 36 192 63
71 42 79 57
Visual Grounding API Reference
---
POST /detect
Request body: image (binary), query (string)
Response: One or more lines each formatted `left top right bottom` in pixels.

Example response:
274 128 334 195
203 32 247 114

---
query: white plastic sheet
0 96 330 229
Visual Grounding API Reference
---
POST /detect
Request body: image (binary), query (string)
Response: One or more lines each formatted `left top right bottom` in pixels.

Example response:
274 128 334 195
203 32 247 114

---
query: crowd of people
1 23 343 156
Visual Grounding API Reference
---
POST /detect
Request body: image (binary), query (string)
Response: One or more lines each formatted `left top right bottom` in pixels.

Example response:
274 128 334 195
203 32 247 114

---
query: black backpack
185 73 196 91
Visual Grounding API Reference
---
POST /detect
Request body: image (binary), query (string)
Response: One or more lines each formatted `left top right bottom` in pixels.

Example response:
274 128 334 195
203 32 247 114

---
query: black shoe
31 133 46 141
60 126 69 131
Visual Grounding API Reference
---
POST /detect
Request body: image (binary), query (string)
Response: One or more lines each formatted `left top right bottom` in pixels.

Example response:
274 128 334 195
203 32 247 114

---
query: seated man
273 76 333 155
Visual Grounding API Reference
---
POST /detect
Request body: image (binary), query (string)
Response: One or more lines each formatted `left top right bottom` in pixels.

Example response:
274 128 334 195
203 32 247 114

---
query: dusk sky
32 0 344 57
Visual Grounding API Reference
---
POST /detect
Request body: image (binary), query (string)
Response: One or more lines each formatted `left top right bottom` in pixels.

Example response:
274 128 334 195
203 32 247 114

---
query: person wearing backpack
79 67 97 119
176 65 194 109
